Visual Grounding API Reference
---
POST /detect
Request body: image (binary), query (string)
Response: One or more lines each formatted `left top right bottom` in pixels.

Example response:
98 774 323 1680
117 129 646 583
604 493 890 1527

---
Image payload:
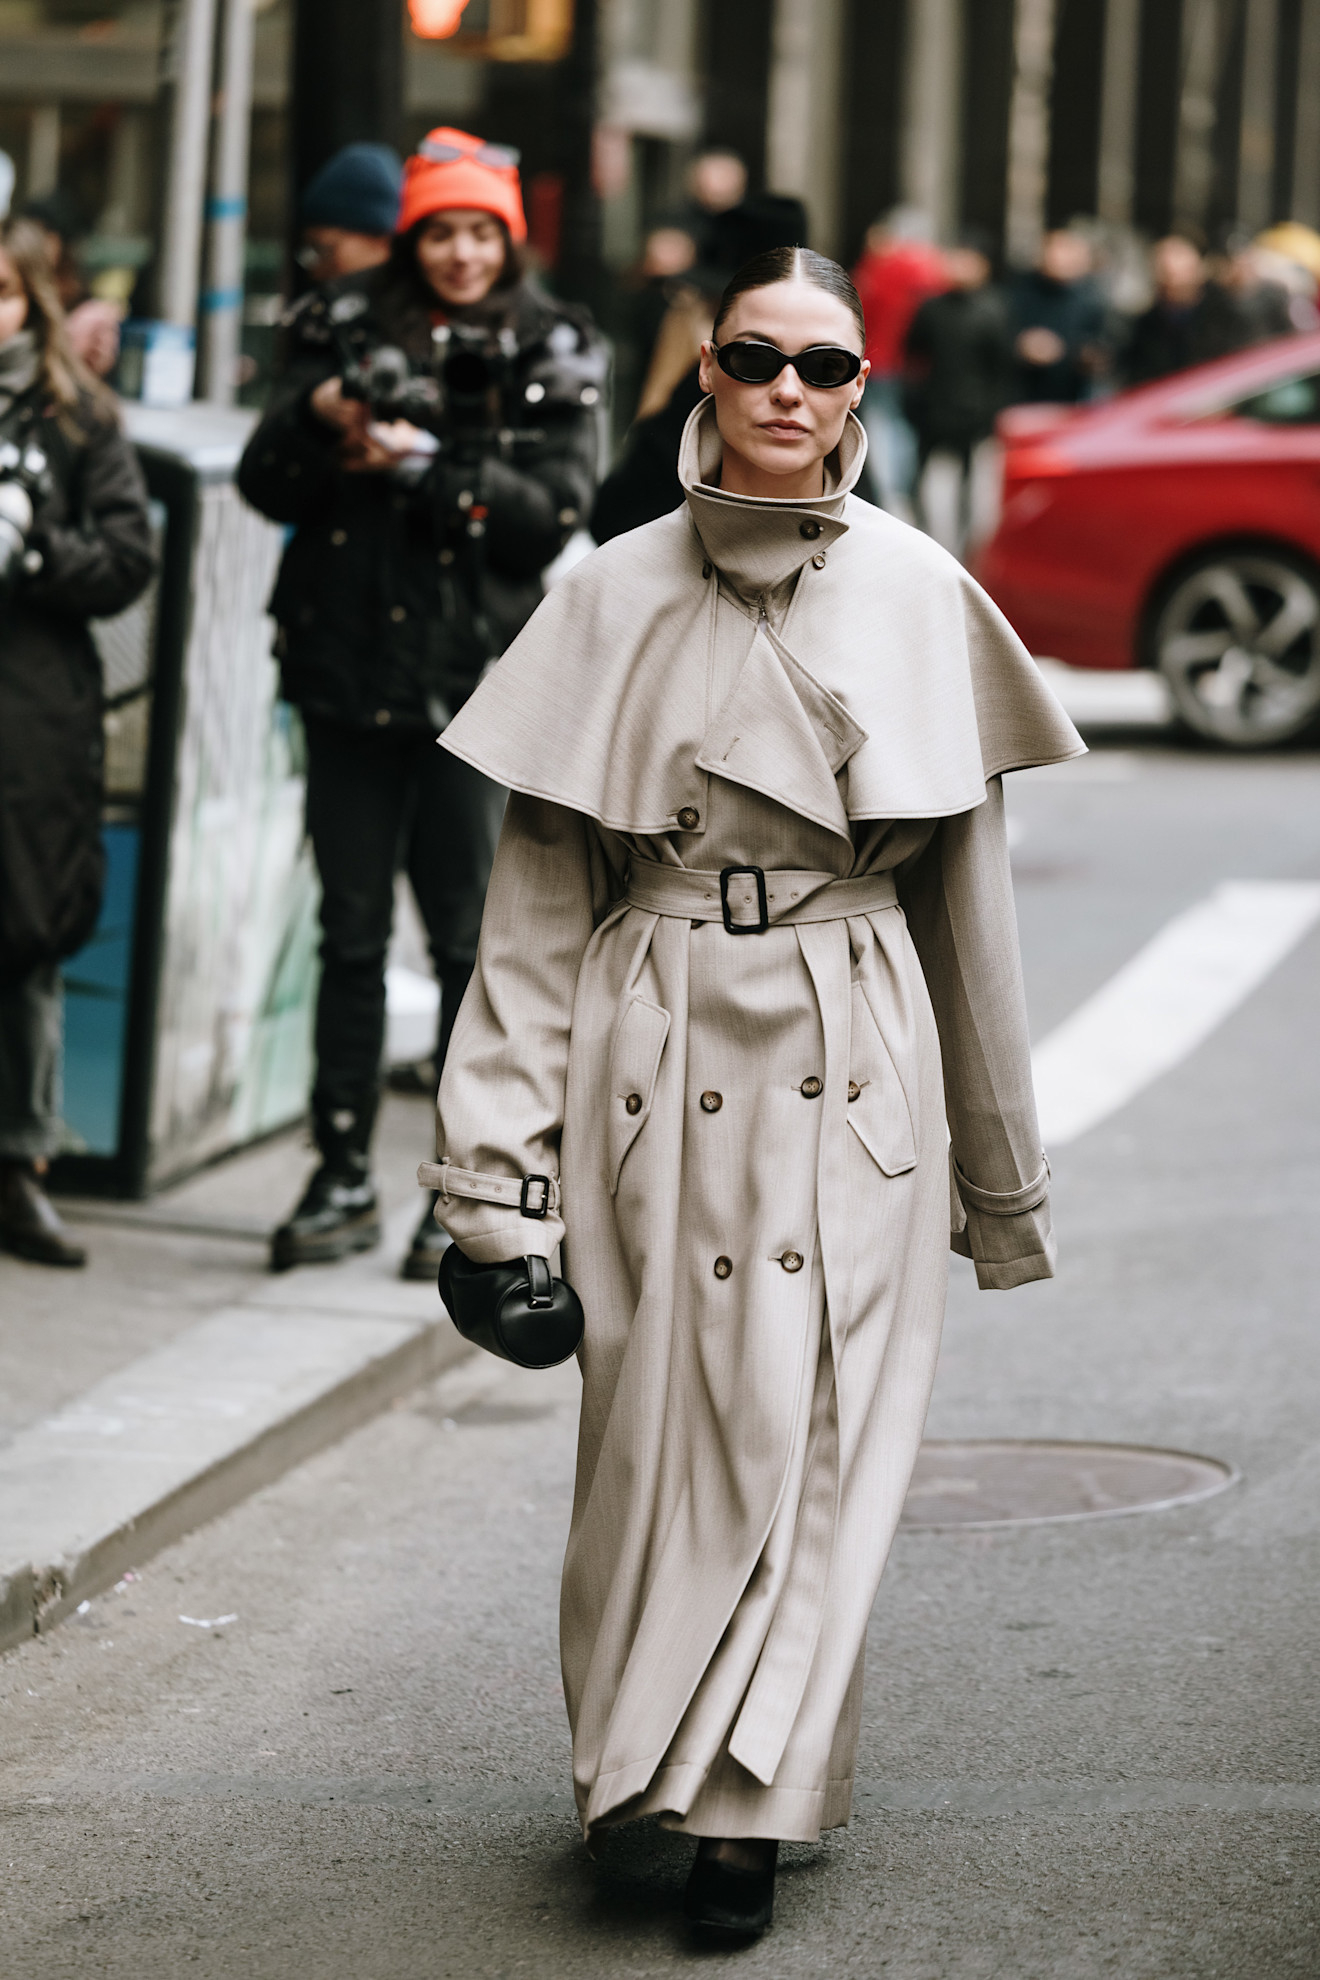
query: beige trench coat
424 402 1083 1844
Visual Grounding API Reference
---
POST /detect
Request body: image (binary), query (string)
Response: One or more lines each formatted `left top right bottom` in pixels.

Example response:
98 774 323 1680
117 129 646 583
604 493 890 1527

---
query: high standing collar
679 395 868 599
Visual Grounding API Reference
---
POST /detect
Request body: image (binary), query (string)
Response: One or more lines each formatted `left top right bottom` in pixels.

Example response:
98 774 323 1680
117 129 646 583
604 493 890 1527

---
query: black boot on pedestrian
270 1105 382 1273
683 1838 778 1944
0 1161 87 1268
400 1189 452 1281
270 1155 380 1271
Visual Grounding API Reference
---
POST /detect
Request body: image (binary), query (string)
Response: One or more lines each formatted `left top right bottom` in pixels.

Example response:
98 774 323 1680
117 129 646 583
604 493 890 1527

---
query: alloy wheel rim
1156 554 1320 745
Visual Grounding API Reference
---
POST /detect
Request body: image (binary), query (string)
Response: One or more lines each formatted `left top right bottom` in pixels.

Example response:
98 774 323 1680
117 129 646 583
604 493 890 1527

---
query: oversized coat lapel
697 622 862 843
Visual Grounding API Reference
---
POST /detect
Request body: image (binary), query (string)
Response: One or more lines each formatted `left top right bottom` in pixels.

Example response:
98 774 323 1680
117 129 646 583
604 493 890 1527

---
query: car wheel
1152 548 1320 747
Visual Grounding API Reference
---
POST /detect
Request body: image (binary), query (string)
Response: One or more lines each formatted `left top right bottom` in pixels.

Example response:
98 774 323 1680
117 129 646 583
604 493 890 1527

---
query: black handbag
438 1244 584 1370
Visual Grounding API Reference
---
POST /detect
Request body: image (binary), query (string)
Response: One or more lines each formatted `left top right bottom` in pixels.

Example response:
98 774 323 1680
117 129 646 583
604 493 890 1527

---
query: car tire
1150 545 1320 748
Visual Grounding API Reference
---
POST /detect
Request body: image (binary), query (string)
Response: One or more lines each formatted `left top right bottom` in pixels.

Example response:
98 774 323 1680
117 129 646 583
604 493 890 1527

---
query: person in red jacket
851 207 948 516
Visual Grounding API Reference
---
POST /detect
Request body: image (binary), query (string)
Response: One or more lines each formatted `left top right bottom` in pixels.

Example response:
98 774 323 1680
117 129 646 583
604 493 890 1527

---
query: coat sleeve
236 358 342 526
25 413 156 621
431 792 612 1264
897 777 1056 1290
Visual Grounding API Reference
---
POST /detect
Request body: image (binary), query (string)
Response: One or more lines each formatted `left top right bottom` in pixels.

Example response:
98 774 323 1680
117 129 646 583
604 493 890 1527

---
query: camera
0 438 53 597
339 340 441 426
330 298 519 462
323 291 606 468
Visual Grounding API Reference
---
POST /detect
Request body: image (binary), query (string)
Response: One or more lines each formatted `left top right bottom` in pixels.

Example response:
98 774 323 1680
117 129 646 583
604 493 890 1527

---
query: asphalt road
3 730 1319 1979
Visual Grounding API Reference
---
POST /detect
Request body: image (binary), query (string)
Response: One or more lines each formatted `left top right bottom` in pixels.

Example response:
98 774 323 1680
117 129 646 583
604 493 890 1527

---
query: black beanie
300 143 402 236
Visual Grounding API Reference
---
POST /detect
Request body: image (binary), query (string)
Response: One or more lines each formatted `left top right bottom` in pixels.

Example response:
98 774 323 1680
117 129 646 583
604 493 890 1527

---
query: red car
975 333 1320 746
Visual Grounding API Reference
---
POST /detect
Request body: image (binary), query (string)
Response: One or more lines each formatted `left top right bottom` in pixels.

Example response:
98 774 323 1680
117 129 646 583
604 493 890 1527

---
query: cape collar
679 395 866 601
436 406 1085 833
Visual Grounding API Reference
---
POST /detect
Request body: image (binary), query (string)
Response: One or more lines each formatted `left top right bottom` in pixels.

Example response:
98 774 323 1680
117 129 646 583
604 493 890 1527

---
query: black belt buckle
720 865 769 935
520 1174 551 1219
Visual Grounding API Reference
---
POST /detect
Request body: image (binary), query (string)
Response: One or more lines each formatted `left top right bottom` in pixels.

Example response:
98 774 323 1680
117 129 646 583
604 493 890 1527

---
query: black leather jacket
237 270 605 732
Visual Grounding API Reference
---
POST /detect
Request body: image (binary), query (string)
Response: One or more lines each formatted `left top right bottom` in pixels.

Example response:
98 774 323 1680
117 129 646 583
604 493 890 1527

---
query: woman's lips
759 421 809 437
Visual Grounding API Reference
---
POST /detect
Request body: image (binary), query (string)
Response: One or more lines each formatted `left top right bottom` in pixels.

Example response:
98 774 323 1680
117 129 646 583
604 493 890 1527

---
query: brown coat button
811 552 826 569
700 1090 723 1113
800 1076 823 1098
714 1255 732 1279
677 807 700 830
625 1092 643 1115
779 1250 804 1272
799 519 822 539
847 1081 861 1101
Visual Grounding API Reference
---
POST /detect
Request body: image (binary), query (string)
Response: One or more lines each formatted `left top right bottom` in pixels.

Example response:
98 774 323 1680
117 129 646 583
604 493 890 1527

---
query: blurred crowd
598 158 1320 558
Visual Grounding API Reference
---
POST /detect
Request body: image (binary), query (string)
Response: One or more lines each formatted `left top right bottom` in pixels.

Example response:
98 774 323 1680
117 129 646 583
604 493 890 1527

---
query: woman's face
698 281 868 491
415 210 508 308
0 250 30 345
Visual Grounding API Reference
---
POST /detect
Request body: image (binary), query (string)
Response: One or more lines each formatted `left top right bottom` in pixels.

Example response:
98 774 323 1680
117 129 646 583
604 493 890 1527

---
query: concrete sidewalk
0 1090 470 1656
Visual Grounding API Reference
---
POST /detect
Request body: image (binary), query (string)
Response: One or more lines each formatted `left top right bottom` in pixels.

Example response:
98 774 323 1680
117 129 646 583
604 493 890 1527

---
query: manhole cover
900 1441 1237 1530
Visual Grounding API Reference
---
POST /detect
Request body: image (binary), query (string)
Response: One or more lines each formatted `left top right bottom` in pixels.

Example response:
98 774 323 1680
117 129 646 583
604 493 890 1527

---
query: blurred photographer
0 220 155 1266
238 128 605 1279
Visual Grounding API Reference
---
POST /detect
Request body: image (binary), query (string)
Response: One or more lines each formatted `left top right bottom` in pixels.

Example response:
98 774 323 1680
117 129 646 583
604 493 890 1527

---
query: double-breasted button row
848 1080 862 1102
713 1250 803 1275
800 1075 823 1098
625 1092 643 1115
700 1090 722 1113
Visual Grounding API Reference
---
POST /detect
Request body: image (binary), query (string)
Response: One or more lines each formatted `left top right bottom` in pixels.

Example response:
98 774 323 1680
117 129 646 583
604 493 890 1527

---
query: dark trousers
303 716 504 1156
0 962 62 1160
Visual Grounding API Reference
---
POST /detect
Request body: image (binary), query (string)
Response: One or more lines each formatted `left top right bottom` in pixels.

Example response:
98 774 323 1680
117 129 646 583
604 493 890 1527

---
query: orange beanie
397 127 527 242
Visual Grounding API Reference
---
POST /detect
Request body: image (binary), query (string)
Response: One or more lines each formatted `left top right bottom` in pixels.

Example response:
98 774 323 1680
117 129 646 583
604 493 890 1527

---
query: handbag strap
525 1254 553 1308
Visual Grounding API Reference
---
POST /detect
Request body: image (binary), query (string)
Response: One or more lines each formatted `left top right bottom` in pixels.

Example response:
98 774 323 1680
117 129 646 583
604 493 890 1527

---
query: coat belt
623 859 899 929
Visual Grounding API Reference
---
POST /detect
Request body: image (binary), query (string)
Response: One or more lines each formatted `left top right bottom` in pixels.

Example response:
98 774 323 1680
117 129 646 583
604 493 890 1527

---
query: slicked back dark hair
712 246 867 350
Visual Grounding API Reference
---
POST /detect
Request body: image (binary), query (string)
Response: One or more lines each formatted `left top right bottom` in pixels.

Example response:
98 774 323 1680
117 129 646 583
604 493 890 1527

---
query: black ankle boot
0 1162 86 1268
400 1189 452 1281
270 1148 380 1272
683 1839 778 1943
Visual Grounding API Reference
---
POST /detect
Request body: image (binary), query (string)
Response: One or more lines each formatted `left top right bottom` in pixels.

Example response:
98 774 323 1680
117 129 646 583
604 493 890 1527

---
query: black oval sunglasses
713 340 862 390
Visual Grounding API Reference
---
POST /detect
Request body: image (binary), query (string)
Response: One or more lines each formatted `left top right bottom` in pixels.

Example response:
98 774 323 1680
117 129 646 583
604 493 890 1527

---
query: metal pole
202 0 256 403
158 0 219 333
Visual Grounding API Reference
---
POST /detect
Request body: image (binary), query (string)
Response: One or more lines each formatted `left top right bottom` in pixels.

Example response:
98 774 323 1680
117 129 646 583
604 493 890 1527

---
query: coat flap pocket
847 980 917 1177
607 995 670 1194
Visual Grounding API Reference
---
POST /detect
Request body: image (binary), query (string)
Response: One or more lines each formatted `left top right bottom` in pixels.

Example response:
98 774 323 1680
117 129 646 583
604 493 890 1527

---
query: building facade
0 0 1316 385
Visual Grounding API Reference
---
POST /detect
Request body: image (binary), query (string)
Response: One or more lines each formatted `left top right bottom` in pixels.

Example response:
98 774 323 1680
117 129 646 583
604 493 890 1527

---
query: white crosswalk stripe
1032 880 1320 1145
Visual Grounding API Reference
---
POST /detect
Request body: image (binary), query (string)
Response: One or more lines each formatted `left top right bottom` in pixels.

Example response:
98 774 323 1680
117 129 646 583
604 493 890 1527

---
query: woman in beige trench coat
421 247 1083 1942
